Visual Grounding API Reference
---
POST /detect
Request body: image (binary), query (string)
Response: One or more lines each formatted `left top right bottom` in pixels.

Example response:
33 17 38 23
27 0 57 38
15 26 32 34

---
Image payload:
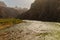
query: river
0 20 60 40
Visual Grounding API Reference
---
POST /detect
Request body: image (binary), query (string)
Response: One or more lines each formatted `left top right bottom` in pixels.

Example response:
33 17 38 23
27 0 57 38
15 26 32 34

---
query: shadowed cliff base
18 0 60 22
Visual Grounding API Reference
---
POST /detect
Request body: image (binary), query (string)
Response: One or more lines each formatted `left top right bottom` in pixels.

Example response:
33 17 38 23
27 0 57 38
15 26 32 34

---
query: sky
0 0 34 8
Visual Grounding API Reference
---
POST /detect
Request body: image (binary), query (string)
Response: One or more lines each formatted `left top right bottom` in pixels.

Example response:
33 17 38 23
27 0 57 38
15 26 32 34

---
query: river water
0 20 60 40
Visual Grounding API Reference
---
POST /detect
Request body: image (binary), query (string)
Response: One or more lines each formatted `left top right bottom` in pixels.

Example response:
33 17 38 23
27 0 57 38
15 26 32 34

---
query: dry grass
0 18 22 30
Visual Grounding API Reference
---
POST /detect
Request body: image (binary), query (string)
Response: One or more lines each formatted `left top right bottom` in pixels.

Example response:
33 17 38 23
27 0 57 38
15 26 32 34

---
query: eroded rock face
0 6 19 18
19 0 60 22
0 1 7 7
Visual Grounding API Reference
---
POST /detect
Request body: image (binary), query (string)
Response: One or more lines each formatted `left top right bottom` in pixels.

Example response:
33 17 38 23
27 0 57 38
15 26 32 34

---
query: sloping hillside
0 6 19 18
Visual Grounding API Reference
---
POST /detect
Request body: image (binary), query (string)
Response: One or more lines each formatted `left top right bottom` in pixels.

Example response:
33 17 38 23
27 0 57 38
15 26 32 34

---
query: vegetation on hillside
0 18 22 30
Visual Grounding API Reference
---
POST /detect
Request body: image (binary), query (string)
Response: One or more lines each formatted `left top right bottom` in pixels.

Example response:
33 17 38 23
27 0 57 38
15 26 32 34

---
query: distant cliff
0 6 19 18
15 7 28 14
0 1 7 7
0 1 19 18
19 0 60 22
0 1 28 18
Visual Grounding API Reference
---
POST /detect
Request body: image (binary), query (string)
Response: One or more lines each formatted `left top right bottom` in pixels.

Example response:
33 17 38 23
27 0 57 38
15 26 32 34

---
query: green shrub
0 18 22 25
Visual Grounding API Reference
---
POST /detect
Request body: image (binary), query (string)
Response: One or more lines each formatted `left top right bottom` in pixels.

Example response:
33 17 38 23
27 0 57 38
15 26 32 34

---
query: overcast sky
0 0 34 8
